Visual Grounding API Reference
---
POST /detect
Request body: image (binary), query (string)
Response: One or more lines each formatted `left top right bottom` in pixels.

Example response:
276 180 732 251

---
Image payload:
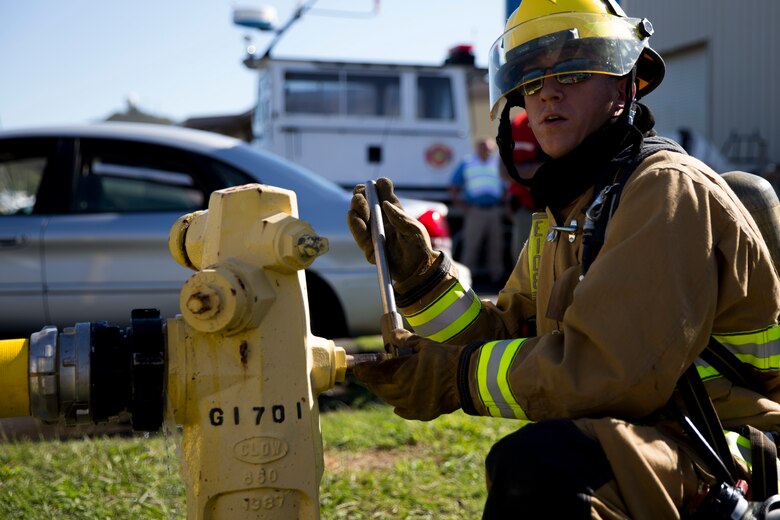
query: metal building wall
623 0 779 171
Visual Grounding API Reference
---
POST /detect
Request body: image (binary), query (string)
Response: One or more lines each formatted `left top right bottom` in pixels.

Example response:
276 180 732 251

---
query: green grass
320 406 522 519
0 432 185 519
0 405 525 519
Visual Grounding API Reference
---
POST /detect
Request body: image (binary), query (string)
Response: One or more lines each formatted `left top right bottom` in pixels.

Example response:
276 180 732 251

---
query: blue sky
0 1 506 129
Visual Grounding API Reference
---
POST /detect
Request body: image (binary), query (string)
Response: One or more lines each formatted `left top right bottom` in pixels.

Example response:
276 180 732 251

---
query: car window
209 159 255 189
218 143 351 201
0 138 57 215
75 139 208 213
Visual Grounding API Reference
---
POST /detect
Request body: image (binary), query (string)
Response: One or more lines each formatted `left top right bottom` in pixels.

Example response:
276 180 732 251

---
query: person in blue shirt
449 137 506 286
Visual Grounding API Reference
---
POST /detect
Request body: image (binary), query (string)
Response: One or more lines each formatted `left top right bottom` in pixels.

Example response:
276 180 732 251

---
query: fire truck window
285 72 340 115
417 76 455 120
345 74 400 117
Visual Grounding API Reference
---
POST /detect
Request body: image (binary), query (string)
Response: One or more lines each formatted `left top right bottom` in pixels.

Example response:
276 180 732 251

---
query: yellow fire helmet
488 0 665 119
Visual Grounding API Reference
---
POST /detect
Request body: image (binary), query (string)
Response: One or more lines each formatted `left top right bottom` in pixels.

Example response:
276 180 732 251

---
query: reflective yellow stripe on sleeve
695 324 780 382
404 280 482 342
713 324 780 372
527 212 548 302
475 339 529 420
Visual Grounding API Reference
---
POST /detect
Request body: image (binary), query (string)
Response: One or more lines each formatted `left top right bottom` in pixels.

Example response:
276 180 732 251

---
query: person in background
449 137 506 287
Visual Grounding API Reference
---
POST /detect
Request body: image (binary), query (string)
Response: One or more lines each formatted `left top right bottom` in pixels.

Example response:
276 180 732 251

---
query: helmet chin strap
496 92 529 186
623 67 639 126
626 102 637 126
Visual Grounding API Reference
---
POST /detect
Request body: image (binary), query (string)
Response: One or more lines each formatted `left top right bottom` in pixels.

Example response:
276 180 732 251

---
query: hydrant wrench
346 180 411 367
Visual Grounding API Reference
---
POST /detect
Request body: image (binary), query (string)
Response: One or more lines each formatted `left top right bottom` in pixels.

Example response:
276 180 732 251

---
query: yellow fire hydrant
0 183 349 520
166 184 347 519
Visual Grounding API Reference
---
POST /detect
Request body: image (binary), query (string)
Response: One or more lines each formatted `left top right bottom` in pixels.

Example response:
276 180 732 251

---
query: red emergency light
445 44 475 66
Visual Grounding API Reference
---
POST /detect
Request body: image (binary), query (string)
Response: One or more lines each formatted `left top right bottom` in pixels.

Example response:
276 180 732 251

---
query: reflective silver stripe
695 324 780 381
476 339 528 419
714 324 780 372
404 282 481 342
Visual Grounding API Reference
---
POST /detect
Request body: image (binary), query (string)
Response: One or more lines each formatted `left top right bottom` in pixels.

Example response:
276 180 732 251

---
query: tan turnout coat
398 150 780 518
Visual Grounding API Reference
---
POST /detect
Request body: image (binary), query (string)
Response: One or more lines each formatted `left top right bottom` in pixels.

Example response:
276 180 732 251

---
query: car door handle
0 235 27 248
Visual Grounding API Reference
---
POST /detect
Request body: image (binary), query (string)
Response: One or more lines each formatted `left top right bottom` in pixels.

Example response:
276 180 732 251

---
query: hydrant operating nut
185 289 220 317
180 267 250 334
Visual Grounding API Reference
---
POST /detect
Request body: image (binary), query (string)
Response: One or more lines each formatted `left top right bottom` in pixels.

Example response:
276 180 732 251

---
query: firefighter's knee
483 419 614 519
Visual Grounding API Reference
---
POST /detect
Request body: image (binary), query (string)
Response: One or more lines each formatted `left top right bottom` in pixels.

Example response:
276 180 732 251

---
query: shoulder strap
745 424 779 500
581 136 685 276
680 339 778 499
675 365 739 484
700 337 764 395
702 338 779 499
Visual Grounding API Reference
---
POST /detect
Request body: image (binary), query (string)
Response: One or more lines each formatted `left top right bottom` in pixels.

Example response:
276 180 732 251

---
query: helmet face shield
489 12 649 119
517 60 596 96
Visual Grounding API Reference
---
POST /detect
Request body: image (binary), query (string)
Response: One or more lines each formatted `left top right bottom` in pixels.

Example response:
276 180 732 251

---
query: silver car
0 123 469 339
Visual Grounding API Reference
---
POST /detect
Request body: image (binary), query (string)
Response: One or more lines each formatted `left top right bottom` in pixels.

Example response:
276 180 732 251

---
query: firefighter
347 0 780 518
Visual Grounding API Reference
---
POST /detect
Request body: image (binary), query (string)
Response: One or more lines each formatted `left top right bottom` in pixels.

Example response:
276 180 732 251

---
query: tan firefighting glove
347 177 440 288
352 325 465 421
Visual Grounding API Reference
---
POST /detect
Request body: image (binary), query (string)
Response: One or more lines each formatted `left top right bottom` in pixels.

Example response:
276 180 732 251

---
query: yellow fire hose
0 338 30 417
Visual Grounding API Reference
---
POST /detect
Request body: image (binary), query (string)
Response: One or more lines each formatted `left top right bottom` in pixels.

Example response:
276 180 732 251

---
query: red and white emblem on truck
425 143 453 169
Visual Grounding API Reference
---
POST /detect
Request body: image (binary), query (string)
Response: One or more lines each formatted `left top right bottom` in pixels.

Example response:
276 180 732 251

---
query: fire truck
244 46 487 203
